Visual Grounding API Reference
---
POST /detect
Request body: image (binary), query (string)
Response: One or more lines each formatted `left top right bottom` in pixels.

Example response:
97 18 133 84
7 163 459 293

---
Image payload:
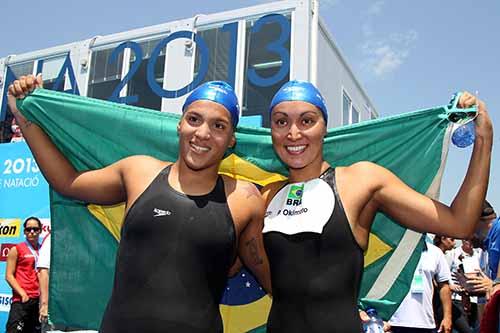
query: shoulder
118 155 171 180
119 155 169 170
8 245 19 258
261 180 287 206
340 161 390 179
223 176 264 206
223 176 265 224
427 243 443 257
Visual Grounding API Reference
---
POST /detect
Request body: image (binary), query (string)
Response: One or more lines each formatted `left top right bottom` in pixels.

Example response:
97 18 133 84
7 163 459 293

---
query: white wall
316 20 377 128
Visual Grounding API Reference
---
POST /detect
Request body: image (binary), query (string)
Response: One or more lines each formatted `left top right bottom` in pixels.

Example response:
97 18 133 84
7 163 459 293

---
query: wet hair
23 216 42 229
481 200 495 217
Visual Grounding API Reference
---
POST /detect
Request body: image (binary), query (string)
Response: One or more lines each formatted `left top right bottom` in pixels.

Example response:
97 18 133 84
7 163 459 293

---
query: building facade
0 0 377 142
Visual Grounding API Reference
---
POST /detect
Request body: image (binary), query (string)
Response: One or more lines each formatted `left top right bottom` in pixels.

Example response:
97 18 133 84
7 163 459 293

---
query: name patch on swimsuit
263 178 335 235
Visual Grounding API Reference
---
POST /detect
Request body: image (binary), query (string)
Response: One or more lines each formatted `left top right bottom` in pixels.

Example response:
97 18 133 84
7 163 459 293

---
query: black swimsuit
99 165 236 333
263 168 364 333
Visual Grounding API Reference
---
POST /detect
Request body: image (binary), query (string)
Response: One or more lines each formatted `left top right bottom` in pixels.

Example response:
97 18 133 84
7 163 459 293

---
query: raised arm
8 74 126 205
365 92 492 238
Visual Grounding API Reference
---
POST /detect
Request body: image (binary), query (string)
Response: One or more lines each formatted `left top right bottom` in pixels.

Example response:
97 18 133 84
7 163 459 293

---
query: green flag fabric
18 89 457 330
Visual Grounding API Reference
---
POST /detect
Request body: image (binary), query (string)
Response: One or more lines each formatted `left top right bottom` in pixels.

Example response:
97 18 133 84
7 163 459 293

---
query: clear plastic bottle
452 121 475 148
363 308 384 333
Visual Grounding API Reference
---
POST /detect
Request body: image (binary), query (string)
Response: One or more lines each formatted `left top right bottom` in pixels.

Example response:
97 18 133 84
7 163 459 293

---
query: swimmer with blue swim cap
183 81 240 128
262 82 492 333
7 75 273 333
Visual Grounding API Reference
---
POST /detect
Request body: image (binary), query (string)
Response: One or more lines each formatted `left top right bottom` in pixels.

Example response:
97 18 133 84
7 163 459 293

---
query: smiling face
270 101 327 171
177 100 235 171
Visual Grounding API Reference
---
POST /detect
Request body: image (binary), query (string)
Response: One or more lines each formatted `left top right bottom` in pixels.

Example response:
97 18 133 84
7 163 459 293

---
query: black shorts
6 298 41 333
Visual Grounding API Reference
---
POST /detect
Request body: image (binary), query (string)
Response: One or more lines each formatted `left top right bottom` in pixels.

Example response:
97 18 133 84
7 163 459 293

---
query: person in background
10 118 24 142
36 233 50 332
434 235 473 333
5 217 42 333
447 238 483 330
389 242 452 333
467 201 500 296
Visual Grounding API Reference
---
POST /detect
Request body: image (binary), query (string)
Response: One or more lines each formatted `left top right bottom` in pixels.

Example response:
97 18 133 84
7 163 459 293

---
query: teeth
191 143 210 152
286 145 306 152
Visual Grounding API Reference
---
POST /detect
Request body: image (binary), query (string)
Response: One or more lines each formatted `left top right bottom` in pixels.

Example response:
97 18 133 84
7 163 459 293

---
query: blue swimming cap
182 81 240 128
269 80 328 124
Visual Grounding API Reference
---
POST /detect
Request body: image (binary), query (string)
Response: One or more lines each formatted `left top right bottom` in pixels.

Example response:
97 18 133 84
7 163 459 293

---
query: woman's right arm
8 74 126 205
5 247 28 302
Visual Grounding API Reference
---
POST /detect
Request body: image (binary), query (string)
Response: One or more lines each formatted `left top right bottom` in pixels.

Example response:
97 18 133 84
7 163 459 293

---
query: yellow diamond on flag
364 233 393 268
219 154 286 187
220 295 272 333
88 203 126 241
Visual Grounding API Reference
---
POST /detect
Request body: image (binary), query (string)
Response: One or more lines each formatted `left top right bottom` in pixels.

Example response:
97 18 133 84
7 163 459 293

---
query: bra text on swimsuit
286 184 304 206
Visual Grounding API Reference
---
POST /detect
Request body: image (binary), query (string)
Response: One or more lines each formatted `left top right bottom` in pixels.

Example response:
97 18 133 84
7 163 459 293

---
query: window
342 91 360 125
9 62 34 78
342 92 351 125
87 48 124 101
242 14 291 127
127 38 166 110
352 105 359 124
194 26 234 86
39 56 67 91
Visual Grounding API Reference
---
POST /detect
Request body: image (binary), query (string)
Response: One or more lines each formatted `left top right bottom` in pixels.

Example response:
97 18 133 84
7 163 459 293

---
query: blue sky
1 0 498 211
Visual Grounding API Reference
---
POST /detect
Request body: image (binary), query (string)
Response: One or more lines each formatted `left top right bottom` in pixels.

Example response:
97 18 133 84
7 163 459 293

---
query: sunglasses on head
25 227 40 233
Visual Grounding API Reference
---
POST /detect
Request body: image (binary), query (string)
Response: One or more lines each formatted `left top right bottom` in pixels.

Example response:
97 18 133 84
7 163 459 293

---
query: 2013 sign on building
0 13 290 123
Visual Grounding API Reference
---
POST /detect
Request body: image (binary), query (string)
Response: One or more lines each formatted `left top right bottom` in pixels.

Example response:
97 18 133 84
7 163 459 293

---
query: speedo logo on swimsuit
286 184 304 206
153 208 171 217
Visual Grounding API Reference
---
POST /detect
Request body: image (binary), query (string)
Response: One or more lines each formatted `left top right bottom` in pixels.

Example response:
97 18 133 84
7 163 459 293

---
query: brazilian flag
18 89 460 330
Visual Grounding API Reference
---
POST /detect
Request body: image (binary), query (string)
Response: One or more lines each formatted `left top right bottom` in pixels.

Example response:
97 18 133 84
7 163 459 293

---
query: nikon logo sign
0 219 21 237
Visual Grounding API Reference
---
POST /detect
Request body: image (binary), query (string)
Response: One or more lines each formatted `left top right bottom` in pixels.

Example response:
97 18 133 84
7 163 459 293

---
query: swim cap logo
208 85 229 95
286 184 304 206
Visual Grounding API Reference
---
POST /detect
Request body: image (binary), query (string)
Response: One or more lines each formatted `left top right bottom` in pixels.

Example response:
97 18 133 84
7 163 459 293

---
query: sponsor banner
0 142 50 324
0 244 16 262
0 219 21 238
0 293 12 312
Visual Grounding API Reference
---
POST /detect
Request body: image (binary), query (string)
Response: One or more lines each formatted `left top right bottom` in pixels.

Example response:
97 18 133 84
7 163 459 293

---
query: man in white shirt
390 242 452 333
36 234 50 331
446 239 483 330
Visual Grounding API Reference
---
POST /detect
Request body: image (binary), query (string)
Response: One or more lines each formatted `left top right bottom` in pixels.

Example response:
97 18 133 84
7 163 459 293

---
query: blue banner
0 142 50 329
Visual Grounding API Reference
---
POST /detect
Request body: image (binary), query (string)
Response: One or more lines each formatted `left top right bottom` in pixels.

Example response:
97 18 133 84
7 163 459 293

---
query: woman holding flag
7 75 271 333
261 80 493 332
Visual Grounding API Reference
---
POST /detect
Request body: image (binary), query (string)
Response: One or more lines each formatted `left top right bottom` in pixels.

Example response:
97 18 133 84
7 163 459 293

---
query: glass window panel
41 56 66 91
127 38 166 110
9 62 34 78
193 26 231 85
243 15 291 128
352 105 359 124
342 92 351 125
87 48 123 101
